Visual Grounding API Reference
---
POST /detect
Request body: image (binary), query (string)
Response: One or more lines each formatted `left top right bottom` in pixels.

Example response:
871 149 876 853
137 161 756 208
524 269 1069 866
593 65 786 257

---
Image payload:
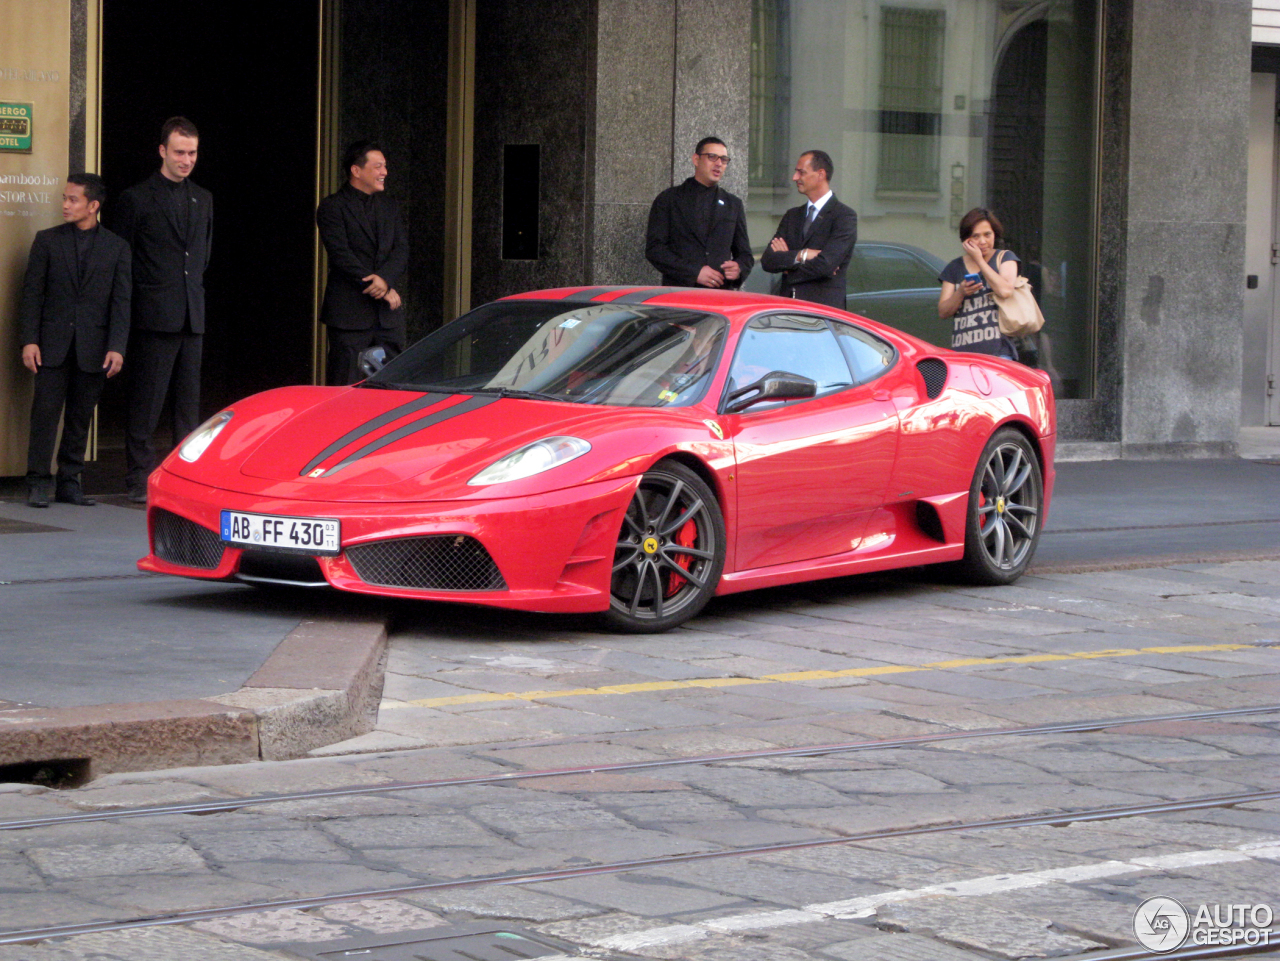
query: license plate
220 510 341 556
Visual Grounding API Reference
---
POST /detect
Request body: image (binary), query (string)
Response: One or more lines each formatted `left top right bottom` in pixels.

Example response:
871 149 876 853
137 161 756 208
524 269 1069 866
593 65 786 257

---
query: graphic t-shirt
939 250 1020 355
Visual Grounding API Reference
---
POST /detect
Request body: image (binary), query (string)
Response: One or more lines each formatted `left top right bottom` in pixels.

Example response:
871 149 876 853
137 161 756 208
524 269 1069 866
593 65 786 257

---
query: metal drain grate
287 924 583 961
152 508 225 570
346 535 506 591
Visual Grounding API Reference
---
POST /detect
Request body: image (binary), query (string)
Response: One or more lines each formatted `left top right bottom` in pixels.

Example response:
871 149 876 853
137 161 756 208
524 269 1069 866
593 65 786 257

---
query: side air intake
916 358 948 399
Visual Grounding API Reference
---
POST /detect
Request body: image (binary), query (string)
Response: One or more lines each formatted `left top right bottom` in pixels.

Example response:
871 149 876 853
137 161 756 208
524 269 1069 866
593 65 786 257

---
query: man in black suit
317 140 409 385
19 173 131 507
645 136 753 289
116 116 213 503
760 150 858 309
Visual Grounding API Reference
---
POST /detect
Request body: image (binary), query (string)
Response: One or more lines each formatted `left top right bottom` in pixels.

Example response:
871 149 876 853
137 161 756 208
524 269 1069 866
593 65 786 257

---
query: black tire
957 427 1044 584
602 461 726 633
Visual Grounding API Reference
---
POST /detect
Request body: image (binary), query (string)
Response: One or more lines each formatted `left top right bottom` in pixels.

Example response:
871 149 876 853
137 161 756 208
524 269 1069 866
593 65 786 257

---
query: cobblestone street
1 557 1277 960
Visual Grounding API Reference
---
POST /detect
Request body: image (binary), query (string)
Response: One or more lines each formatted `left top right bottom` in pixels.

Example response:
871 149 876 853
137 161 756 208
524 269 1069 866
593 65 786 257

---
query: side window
832 321 897 385
857 244 939 292
726 314 854 409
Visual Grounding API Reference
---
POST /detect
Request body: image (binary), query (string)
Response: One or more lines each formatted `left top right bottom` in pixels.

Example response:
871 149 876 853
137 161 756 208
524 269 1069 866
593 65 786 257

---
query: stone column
1119 0 1249 455
588 0 752 286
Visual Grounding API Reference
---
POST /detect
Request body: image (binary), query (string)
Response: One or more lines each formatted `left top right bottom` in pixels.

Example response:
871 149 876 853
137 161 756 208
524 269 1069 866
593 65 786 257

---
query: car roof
855 240 948 272
498 286 936 354
503 285 835 316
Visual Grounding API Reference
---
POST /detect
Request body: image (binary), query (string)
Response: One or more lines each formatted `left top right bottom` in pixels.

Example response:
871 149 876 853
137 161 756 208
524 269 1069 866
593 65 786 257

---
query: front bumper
137 469 639 613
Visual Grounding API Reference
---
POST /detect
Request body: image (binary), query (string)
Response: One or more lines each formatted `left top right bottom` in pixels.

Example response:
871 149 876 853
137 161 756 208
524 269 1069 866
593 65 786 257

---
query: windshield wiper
469 386 570 403
360 381 459 393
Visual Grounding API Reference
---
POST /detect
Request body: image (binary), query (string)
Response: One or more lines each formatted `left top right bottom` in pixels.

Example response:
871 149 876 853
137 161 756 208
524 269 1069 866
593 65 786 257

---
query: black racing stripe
323 394 499 477
609 286 689 304
299 393 448 477
562 286 631 301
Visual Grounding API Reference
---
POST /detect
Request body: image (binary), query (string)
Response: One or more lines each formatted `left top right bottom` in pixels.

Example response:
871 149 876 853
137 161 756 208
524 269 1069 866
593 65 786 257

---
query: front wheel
957 427 1043 584
602 462 725 633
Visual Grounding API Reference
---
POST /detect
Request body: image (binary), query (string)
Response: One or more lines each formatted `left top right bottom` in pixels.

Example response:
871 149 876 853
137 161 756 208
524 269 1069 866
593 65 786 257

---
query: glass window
832 320 896 384
878 7 944 194
727 313 853 408
850 243 942 293
748 0 1098 399
368 301 727 408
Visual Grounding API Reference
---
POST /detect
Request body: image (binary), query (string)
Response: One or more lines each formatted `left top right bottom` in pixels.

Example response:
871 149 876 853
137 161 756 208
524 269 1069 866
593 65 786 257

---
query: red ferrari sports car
139 286 1055 632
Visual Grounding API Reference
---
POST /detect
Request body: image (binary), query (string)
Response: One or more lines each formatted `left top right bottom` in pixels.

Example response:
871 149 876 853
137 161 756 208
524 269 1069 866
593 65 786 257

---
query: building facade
0 0 1264 474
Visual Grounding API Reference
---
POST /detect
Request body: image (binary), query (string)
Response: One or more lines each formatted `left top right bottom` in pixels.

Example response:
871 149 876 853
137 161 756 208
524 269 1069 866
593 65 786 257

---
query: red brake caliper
664 517 698 596
978 491 987 530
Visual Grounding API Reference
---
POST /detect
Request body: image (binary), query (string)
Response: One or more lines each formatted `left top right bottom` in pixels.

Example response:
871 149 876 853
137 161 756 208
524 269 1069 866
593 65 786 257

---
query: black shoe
126 488 147 504
26 484 50 508
55 484 96 506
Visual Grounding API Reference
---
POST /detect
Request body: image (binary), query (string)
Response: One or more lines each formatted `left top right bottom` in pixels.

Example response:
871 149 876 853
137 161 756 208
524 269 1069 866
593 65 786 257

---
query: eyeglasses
699 152 731 165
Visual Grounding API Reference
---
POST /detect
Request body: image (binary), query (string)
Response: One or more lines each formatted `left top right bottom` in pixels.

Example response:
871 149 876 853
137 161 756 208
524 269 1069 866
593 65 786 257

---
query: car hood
163 386 708 502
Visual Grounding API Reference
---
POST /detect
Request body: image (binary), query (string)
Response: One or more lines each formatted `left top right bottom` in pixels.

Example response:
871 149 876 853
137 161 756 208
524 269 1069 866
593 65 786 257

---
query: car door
724 313 900 571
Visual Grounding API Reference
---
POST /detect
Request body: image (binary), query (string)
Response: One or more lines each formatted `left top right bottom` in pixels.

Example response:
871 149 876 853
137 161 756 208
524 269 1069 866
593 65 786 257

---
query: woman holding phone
937 207 1020 360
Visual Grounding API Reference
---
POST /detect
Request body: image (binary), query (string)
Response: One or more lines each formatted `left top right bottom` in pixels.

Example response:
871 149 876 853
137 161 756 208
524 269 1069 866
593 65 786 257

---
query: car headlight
178 410 233 463
468 436 591 486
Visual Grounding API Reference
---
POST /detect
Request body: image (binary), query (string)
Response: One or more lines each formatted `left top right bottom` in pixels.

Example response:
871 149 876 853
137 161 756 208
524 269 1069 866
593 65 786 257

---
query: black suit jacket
114 171 213 333
18 223 132 372
645 178 753 288
317 184 409 331
760 195 858 309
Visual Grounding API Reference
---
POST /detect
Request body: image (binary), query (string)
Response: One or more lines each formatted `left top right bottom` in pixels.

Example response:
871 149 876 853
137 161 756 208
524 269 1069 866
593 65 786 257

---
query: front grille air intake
916 358 948 399
346 535 507 591
238 550 327 586
153 508 225 570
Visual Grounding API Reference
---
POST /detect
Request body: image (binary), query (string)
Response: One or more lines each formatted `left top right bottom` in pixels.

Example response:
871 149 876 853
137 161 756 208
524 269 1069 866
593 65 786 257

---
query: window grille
750 0 791 190
877 7 944 193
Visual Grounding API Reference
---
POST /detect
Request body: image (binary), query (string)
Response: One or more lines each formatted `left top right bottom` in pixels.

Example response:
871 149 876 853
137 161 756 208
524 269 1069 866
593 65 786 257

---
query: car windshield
363 300 727 407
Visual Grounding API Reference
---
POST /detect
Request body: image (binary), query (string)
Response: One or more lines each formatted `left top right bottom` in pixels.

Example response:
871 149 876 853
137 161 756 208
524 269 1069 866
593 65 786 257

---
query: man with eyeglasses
645 136 753 290
760 149 858 309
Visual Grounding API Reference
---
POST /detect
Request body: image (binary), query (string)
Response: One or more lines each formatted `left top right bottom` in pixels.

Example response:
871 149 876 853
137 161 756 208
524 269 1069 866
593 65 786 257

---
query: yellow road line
384 643 1263 710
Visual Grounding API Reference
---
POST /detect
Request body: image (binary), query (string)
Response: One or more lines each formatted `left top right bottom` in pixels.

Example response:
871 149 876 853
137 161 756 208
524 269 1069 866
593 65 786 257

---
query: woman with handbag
937 207 1023 361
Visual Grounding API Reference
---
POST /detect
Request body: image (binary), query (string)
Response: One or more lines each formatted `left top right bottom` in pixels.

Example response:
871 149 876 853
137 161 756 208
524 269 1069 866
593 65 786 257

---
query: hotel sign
0 101 31 152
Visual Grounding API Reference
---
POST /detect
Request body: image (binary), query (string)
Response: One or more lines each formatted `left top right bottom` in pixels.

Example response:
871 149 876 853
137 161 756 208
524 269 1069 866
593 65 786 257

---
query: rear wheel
603 462 725 633
958 428 1043 584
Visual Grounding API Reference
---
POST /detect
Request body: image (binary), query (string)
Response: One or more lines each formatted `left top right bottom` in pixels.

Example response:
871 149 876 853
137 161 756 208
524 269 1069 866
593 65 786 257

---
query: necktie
804 203 817 232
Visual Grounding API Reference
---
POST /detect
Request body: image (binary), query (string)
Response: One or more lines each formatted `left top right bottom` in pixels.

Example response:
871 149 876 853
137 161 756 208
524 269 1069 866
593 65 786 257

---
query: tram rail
0 787 1276 946
2 703 1276 832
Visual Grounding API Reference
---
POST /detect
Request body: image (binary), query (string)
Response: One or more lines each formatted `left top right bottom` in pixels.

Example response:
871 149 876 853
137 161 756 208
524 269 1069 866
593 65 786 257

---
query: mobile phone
963 272 982 284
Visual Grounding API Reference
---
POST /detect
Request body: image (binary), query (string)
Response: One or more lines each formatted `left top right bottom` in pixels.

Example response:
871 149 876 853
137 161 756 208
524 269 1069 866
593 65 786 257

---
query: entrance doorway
98 3 320 444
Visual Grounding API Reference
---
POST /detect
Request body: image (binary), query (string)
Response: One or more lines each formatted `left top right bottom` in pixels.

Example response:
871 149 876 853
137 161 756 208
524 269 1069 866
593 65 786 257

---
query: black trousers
26 350 106 487
125 329 202 491
326 326 403 386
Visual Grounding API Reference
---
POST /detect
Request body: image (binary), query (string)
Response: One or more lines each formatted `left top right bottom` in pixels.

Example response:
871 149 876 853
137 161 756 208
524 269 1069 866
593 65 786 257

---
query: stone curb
0 615 388 777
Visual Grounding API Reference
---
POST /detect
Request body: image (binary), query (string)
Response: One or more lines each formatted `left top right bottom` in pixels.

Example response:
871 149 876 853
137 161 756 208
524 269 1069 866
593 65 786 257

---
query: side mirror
358 345 388 378
724 370 818 413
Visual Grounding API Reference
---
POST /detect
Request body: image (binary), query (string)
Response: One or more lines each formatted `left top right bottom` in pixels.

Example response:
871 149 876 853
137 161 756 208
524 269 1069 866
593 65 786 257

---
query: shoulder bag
993 252 1045 337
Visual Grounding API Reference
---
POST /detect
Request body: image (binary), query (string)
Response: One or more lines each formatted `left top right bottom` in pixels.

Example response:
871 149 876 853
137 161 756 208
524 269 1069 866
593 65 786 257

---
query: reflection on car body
139 287 1056 634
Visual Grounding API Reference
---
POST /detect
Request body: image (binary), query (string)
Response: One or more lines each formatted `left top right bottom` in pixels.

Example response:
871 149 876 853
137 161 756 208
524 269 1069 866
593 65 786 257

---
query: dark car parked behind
743 240 949 345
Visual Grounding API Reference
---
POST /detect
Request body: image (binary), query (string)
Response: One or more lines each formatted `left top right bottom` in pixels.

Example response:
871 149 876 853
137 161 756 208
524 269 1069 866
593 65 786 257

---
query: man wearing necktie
18 174 131 507
115 116 213 503
645 136 753 290
760 150 858 309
